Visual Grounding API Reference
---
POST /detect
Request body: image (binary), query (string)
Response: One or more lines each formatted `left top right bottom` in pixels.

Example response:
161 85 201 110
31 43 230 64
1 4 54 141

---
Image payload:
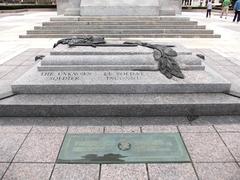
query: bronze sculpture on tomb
52 36 184 79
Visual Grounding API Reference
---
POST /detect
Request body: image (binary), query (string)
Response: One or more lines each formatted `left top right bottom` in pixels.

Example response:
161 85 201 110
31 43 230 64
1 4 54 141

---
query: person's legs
233 11 237 22
209 9 211 18
225 7 229 18
220 7 224 18
237 11 240 22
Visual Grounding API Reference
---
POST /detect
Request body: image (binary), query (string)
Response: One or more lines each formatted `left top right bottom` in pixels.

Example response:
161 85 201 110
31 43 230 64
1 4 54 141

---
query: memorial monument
20 0 220 38
0 36 239 116
57 0 182 16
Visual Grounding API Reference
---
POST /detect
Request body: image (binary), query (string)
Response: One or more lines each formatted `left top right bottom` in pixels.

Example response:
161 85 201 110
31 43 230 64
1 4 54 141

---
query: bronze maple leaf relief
49 36 184 79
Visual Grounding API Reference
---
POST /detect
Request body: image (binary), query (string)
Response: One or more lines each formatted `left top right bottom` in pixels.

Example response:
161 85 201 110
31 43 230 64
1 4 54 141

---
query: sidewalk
0 10 240 180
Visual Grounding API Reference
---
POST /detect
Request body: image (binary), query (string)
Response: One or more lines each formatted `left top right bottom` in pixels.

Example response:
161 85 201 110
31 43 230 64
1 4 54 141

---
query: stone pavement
0 10 240 179
0 116 240 180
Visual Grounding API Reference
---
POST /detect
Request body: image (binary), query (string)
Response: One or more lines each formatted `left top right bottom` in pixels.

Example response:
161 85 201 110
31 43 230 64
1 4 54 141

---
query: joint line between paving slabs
140 127 150 179
146 163 150 180
177 126 200 180
140 127 143 133
99 127 105 180
49 126 69 180
213 125 240 168
98 164 102 180
1 126 33 179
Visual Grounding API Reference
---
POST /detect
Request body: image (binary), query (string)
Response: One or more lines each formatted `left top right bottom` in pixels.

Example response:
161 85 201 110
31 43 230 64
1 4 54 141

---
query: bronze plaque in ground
57 133 190 164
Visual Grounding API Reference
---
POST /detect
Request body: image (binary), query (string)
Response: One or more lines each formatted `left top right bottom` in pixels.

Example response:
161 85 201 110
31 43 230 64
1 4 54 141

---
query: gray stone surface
179 125 215 133
0 163 9 179
65 8 80 16
21 34 221 38
3 163 54 180
181 133 234 162
31 118 68 134
195 163 240 180
0 133 26 162
104 126 140 133
57 0 80 15
142 125 178 132
31 126 67 134
191 116 240 125
12 67 230 94
219 133 240 161
68 126 104 133
77 0 180 16
101 164 148 180
0 117 35 126
0 125 31 133
1 93 240 117
122 117 189 126
148 163 197 180
51 164 99 180
39 54 203 71
215 124 240 132
13 133 64 162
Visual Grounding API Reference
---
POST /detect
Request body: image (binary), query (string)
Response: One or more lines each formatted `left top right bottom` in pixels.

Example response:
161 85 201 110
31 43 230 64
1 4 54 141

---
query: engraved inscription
41 71 92 81
40 71 144 81
104 71 143 81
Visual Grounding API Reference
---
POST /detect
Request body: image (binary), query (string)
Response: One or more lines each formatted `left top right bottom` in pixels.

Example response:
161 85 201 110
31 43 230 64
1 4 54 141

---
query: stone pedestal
57 0 182 16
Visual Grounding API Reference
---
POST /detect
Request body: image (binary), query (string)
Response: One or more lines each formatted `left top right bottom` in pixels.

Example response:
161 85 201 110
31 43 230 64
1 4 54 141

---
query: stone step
50 16 191 22
27 29 214 35
20 34 221 38
12 67 230 94
34 25 206 30
42 21 198 26
0 93 239 116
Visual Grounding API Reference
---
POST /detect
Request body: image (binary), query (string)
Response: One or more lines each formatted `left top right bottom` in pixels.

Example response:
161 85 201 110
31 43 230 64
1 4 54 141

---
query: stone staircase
20 16 221 38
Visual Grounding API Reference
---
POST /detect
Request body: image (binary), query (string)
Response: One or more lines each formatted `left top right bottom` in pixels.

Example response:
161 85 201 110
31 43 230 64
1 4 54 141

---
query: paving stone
142 125 178 132
191 116 240 125
32 118 68 133
14 133 64 162
219 133 240 161
0 163 9 179
181 133 234 162
122 116 189 126
104 126 140 133
3 163 54 180
195 163 240 180
1 66 32 80
215 124 240 132
148 163 197 180
0 65 16 78
68 126 104 134
2 55 30 66
31 126 67 134
101 164 148 180
0 133 26 162
0 125 31 133
51 164 99 180
178 125 215 133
